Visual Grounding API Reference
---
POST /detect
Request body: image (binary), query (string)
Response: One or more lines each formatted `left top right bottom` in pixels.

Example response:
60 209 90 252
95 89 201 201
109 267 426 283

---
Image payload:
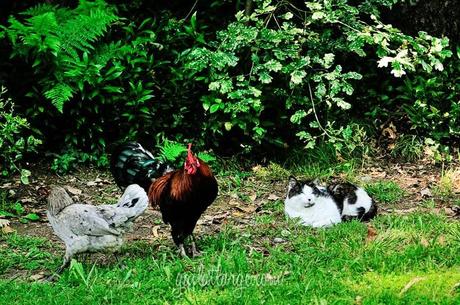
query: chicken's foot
191 234 201 257
178 243 188 257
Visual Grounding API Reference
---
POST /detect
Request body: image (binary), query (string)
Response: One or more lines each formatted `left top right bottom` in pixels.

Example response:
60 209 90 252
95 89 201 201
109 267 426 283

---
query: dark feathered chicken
110 142 173 192
110 142 218 257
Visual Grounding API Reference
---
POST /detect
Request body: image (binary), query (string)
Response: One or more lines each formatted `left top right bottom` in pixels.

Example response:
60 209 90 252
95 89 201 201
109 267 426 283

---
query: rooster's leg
178 243 187 257
191 234 201 257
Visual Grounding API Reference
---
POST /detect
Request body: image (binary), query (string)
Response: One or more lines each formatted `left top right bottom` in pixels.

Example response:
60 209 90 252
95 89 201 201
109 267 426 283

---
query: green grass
0 211 459 304
365 181 407 204
0 234 55 274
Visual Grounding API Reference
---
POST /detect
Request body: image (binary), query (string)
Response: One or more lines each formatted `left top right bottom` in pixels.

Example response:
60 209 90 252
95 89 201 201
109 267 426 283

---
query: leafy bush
398 49 460 143
0 86 41 180
2 1 182 153
0 191 40 223
180 0 451 153
51 149 108 174
0 0 457 165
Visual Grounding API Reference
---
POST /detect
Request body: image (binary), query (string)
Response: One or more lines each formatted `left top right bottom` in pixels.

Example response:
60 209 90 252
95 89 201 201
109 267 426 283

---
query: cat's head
287 176 324 207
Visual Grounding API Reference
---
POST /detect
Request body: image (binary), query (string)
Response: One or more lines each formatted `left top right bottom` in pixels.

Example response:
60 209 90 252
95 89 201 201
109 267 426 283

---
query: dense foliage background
0 0 459 175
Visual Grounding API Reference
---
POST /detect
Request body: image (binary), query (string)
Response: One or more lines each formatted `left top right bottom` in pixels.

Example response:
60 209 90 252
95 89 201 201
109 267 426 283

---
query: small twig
307 81 337 141
273 15 282 30
183 0 199 21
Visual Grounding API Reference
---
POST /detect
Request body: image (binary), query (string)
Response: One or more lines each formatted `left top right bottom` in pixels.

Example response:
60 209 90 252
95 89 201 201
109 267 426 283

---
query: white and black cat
285 176 342 228
326 181 377 221
285 177 378 228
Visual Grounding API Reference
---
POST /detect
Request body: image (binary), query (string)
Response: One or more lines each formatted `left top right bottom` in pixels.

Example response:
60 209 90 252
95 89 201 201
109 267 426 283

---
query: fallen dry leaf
420 188 432 198
20 197 37 204
267 194 280 201
366 224 377 243
420 237 429 247
438 235 446 246
0 183 12 189
1 220 15 234
399 277 425 296
29 272 47 282
234 205 256 214
249 194 257 202
151 225 160 238
228 199 240 206
66 186 82 196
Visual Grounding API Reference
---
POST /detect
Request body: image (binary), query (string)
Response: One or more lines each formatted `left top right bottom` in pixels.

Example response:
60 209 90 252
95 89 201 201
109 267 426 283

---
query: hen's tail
47 187 74 217
110 142 173 191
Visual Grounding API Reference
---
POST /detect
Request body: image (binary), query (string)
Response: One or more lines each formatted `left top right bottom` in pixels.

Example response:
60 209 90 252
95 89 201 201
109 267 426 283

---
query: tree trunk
384 0 460 43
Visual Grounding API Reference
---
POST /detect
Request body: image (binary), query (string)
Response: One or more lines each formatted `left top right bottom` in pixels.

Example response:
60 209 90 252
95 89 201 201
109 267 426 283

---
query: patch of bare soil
0 160 458 261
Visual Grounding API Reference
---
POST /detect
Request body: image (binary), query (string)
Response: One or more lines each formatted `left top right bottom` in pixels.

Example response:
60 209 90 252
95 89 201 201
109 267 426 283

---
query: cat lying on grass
285 176 377 228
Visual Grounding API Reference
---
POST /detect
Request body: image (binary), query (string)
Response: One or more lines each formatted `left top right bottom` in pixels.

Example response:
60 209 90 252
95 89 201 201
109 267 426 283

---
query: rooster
110 142 173 191
47 184 148 277
110 142 218 257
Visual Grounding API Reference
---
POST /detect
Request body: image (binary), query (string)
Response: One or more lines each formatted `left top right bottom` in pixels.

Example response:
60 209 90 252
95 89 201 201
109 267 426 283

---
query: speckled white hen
47 184 148 273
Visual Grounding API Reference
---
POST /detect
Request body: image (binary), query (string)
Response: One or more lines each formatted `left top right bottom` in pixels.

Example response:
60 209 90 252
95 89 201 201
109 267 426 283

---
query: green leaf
209 104 220 114
335 98 352 110
44 83 74 112
258 72 272 84
20 169 31 185
159 141 187 162
13 202 25 215
197 152 216 163
224 122 233 131
0 210 16 218
290 70 306 85
190 12 197 31
23 213 40 221
312 12 325 20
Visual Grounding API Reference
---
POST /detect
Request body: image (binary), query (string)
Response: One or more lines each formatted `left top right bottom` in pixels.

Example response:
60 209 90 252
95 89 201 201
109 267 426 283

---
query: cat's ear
288 176 298 189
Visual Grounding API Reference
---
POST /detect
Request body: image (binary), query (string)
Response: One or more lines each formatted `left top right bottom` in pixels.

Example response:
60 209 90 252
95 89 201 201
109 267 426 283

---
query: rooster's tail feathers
110 142 172 191
47 186 74 217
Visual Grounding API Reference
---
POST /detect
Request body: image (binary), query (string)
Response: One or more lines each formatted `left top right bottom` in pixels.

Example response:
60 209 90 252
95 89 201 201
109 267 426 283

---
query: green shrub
51 149 108 174
0 0 457 164
2 1 182 154
0 86 41 181
181 0 451 153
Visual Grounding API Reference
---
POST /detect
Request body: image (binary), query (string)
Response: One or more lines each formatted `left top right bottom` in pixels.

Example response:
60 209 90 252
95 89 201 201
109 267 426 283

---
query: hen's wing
95 205 130 227
60 204 121 236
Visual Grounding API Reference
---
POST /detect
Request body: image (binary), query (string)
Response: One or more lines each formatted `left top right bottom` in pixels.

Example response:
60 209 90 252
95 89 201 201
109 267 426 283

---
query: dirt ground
1 160 459 251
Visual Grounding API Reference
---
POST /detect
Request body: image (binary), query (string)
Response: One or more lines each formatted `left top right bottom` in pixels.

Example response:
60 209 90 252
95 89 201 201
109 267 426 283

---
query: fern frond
197 152 217 163
159 141 187 162
44 83 74 112
29 12 58 35
93 41 124 66
58 8 118 59
21 4 57 17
